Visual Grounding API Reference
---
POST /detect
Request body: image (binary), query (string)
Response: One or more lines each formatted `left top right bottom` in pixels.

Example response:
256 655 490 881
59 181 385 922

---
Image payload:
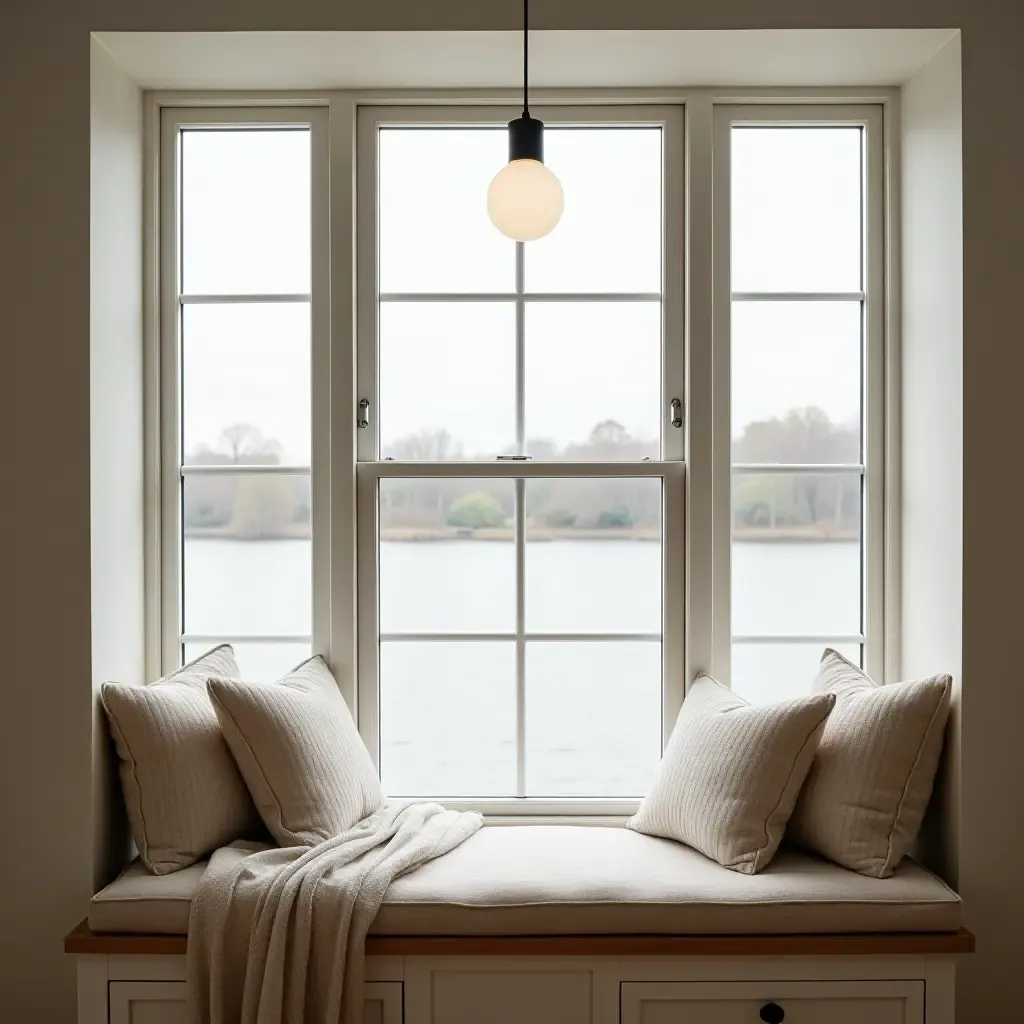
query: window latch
357 398 370 429
669 398 683 429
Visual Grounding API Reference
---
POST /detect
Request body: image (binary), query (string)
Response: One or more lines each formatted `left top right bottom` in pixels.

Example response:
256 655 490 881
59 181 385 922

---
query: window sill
395 798 640 822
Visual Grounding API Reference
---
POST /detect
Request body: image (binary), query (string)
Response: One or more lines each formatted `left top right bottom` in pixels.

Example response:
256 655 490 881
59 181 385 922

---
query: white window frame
354 104 685 815
147 90 897 819
156 106 331 675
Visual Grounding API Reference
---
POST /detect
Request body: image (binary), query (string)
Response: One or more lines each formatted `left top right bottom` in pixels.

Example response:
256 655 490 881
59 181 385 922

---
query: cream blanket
187 802 482 1024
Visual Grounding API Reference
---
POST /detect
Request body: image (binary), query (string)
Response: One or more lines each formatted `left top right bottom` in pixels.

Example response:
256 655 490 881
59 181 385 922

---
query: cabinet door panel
365 980 404 1024
108 980 403 1024
429 970 592 1024
108 982 186 1024
622 981 923 1024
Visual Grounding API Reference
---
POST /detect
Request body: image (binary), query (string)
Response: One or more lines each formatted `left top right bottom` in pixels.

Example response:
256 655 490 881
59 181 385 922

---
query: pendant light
487 0 564 242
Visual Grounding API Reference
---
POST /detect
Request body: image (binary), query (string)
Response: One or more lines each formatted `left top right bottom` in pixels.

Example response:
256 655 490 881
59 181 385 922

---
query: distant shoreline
183 526 859 543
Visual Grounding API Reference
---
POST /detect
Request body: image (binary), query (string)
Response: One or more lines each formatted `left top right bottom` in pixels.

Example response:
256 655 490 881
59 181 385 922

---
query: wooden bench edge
64 919 975 957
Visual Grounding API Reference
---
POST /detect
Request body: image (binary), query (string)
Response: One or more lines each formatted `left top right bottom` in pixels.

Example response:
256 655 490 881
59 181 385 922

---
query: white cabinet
106 980 403 1024
621 981 925 1024
76 952 957 1024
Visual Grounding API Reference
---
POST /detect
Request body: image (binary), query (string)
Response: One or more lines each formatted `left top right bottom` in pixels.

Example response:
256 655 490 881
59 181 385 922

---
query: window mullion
358 460 680 481
178 292 311 304
515 476 527 799
378 291 661 303
863 106 887 682
731 291 865 303
159 112 183 678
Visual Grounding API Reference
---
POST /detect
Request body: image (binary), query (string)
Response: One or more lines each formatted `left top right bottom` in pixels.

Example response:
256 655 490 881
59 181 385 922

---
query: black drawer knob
759 1003 785 1024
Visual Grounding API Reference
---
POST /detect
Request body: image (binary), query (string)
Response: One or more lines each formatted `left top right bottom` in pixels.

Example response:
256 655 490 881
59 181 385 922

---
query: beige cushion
89 826 962 936
208 655 383 846
628 675 834 874
101 645 261 875
788 648 952 878
90 857 208 934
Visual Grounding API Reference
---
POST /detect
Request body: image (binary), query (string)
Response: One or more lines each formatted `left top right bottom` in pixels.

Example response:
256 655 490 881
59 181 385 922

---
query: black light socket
508 114 545 163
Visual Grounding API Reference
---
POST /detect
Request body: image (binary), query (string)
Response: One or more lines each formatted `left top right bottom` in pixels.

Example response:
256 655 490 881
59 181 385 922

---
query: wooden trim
368 930 975 957
65 921 187 956
64 919 975 957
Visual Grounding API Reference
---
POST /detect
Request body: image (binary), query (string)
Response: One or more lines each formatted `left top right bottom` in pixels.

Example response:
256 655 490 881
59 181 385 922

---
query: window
713 107 885 702
356 108 684 809
155 97 889 813
159 109 328 681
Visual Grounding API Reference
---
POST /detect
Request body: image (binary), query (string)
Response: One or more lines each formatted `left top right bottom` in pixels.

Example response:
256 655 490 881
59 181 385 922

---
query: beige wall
89 36 144 891
900 36 963 887
3 2 1022 1020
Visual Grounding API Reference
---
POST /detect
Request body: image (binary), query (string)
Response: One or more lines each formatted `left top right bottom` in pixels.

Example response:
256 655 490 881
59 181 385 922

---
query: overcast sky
180 122 863 463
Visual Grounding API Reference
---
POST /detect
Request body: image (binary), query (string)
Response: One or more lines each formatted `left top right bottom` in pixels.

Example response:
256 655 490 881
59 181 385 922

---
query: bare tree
219 423 281 465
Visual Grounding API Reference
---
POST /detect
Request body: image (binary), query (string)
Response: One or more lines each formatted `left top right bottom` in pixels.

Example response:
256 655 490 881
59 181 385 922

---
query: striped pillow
208 656 383 846
628 674 834 874
101 645 262 874
788 648 951 878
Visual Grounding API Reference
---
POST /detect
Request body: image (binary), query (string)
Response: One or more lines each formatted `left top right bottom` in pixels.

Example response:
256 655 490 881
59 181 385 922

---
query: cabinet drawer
107 980 403 1024
621 981 924 1024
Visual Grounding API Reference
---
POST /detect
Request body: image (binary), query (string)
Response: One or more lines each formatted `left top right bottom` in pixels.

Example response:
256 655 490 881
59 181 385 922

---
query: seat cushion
89 825 961 936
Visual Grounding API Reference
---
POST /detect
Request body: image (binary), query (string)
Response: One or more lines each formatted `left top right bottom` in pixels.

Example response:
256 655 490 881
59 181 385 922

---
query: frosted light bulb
487 158 564 242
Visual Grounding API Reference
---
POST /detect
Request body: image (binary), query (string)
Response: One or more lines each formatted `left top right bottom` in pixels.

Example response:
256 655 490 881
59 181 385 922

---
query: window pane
182 303 310 466
731 126 862 293
732 302 861 463
183 473 311 634
181 128 310 295
526 641 661 796
526 478 662 633
379 479 515 633
184 642 311 683
525 302 661 460
380 642 516 796
379 128 514 293
526 127 662 293
379 302 515 459
731 642 861 705
732 472 861 636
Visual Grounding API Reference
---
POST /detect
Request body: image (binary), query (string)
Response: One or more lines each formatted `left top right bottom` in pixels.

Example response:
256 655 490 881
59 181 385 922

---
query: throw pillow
788 648 952 878
101 645 262 874
628 674 834 874
208 655 383 846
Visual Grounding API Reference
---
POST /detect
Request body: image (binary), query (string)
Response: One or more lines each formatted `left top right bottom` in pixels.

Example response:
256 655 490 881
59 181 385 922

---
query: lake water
184 538 861 797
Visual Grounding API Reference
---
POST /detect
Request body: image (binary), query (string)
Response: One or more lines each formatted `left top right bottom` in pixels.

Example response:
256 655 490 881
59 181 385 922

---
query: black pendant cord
506 0 543 163
523 0 530 117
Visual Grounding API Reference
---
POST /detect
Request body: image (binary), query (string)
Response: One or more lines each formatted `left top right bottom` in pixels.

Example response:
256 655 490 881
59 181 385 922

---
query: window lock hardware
357 398 370 429
670 398 683 429
497 454 534 460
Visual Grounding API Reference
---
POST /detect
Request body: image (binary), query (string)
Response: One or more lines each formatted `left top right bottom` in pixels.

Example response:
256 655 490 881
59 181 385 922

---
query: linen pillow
208 655 383 846
628 674 834 874
788 648 952 878
101 645 262 875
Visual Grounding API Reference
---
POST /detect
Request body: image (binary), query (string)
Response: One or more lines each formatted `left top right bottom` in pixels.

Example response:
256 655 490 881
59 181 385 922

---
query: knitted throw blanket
187 802 482 1024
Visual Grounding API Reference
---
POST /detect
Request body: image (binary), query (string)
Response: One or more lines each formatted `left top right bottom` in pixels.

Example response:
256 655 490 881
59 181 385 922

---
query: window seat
88 825 961 938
